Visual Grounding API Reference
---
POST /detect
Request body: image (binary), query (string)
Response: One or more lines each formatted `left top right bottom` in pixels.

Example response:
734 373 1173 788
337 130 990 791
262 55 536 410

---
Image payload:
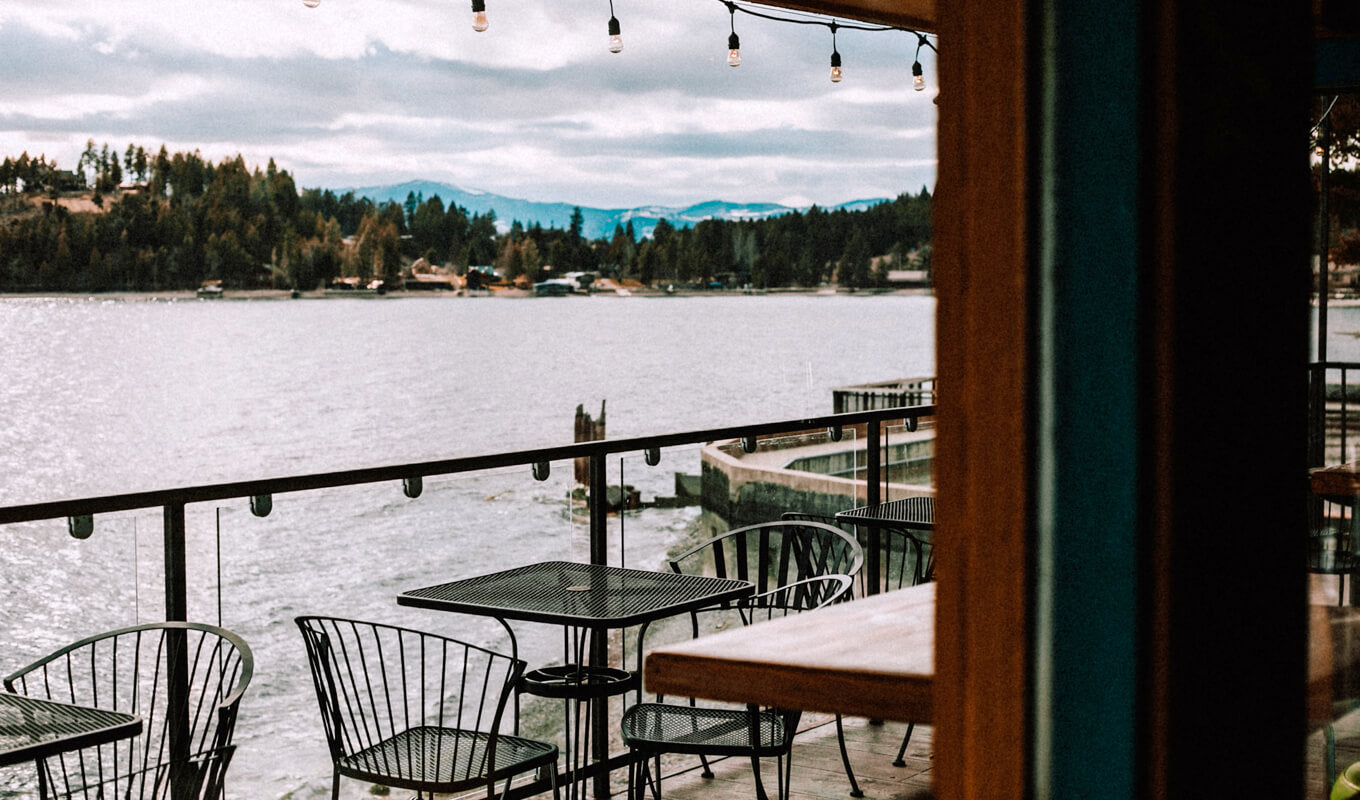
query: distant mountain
336 179 888 240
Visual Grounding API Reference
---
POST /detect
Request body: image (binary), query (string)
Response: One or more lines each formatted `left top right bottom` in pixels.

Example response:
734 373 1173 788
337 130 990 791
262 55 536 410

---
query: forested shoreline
0 144 932 293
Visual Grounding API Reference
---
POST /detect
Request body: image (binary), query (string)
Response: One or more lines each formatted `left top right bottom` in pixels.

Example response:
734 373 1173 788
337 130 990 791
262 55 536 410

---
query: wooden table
1313 462 1360 500
643 582 934 723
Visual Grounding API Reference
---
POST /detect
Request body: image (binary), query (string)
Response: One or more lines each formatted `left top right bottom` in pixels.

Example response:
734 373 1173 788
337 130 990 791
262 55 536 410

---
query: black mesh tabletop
398 561 753 627
0 693 142 767
836 496 935 530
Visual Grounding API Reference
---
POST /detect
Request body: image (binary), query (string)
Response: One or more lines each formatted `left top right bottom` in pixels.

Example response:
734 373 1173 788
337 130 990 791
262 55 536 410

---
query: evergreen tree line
0 144 932 293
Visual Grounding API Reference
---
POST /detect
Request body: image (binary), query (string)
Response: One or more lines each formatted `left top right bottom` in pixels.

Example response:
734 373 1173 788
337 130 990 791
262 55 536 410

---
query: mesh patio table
837 496 935 597
398 560 753 800
835 496 935 532
0 692 142 768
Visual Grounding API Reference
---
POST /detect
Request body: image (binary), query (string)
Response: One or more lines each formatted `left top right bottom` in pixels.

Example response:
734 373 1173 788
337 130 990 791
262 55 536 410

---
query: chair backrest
3 621 253 800
294 616 525 775
669 520 864 597
781 511 932 594
738 574 855 625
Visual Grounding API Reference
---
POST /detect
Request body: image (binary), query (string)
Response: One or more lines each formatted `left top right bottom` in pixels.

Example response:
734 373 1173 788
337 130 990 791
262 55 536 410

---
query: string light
608 0 623 53
829 23 843 83
714 1 937 89
726 2 742 67
301 0 936 89
912 34 926 91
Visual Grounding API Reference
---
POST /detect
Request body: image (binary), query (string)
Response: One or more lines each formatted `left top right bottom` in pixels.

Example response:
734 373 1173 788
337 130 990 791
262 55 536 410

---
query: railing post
865 420 882 596
586 454 611 798
162 503 191 799
164 502 188 621
1311 363 1327 468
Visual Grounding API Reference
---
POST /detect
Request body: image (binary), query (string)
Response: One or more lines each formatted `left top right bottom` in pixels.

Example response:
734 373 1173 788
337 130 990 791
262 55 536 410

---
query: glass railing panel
884 416 936 500
612 444 705 572
707 428 861 529
0 510 165 798
0 510 164 655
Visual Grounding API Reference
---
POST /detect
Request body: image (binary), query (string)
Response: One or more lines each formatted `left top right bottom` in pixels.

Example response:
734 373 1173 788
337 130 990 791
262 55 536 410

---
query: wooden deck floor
634 714 935 800
544 713 935 800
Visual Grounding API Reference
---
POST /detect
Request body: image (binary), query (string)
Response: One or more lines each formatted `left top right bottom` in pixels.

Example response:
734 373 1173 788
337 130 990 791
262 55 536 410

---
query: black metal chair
782 510 933 772
662 519 864 621
781 511 933 598
295 616 560 800
637 519 864 795
1309 493 1360 606
621 575 855 800
3 621 254 800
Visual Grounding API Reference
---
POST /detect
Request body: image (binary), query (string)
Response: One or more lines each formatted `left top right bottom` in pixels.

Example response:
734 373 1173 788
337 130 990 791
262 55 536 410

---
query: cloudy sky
0 0 937 210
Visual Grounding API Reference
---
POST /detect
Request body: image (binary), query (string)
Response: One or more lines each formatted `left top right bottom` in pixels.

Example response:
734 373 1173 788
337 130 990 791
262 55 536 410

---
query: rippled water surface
0 292 934 798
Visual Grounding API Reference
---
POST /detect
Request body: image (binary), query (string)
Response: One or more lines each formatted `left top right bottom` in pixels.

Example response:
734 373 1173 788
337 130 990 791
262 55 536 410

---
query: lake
0 292 935 798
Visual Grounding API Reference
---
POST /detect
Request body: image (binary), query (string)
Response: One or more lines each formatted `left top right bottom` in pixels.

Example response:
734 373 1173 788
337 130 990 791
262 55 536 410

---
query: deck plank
598 714 934 800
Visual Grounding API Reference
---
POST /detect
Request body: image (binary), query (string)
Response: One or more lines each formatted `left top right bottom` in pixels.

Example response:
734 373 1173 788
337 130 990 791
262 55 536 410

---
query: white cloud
0 0 937 209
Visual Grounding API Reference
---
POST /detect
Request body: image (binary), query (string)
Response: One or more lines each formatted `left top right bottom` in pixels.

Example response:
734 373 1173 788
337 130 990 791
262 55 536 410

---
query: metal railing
1309 362 1360 467
832 377 937 413
0 403 935 799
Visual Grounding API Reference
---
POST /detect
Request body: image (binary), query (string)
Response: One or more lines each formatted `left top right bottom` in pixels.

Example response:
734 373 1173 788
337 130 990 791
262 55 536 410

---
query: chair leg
650 753 664 800
834 714 864 797
699 753 714 778
894 722 916 767
331 769 341 800
750 753 770 800
1328 723 1338 799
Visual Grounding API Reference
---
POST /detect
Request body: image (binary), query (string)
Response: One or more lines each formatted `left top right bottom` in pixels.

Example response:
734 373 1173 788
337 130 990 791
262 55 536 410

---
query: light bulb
830 51 842 83
727 32 741 67
912 61 925 91
302 0 319 7
471 0 488 32
608 16 623 53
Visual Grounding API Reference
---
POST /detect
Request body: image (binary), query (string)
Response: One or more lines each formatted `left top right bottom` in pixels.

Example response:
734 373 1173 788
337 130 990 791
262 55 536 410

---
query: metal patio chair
1309 493 1360 606
295 616 560 800
3 621 254 800
782 511 934 774
621 574 855 800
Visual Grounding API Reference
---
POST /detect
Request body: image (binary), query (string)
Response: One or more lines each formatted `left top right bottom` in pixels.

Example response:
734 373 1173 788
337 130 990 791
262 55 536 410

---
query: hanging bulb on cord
302 0 320 7
608 15 623 53
828 23 842 83
471 0 488 32
725 2 741 67
911 35 927 92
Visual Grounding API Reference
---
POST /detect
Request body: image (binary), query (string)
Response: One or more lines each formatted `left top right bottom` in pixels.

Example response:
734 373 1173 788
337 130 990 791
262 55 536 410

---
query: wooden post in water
574 400 606 484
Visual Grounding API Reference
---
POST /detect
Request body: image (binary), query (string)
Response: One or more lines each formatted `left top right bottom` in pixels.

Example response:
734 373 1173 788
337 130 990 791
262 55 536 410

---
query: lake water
0 292 935 799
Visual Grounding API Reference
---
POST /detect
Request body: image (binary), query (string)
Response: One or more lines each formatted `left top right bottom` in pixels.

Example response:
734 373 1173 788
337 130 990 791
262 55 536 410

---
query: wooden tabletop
1312 462 1360 498
643 582 933 723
